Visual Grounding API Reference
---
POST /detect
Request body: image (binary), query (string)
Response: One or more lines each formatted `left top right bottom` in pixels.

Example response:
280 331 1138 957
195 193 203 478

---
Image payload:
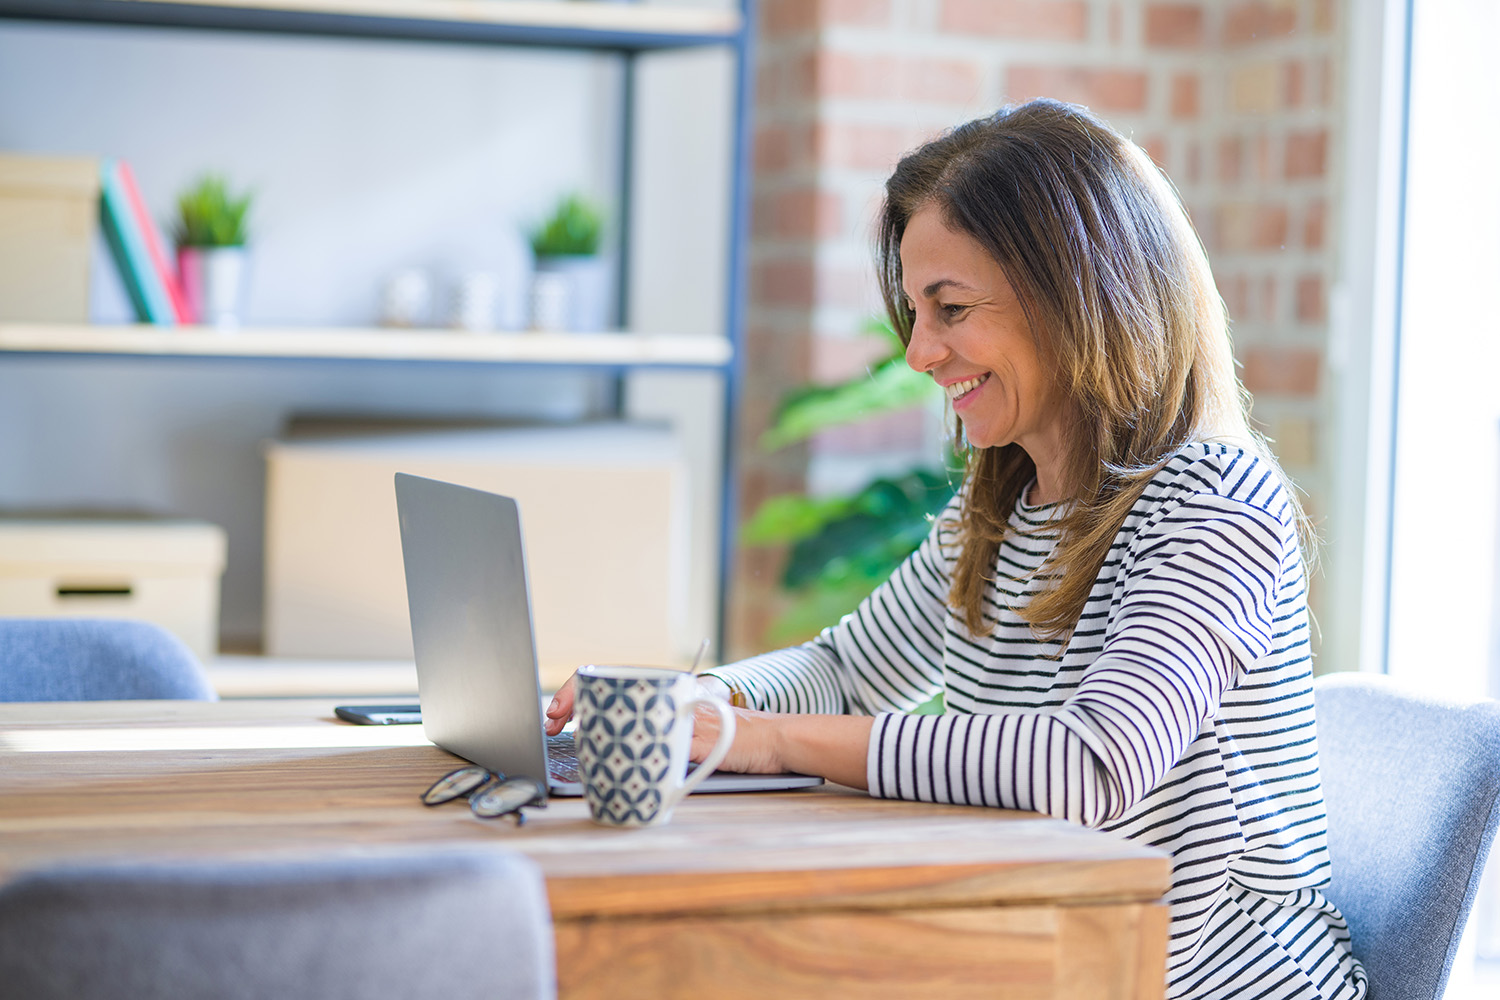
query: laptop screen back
394 472 550 788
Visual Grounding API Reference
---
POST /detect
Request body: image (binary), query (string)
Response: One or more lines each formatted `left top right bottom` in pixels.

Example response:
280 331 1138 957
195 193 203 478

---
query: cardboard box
0 516 227 662
0 154 98 323
263 422 689 689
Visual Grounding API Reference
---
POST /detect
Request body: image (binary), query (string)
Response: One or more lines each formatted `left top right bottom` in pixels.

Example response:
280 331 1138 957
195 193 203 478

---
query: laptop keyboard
545 733 706 786
545 733 580 784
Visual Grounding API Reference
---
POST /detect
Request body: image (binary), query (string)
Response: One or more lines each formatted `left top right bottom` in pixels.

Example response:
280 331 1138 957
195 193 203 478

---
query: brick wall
1195 0 1340 537
730 0 1344 656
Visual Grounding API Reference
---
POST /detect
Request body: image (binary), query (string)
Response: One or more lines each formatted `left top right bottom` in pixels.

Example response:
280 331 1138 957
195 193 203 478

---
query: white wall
1325 0 1407 678
0 19 732 650
1384 2 1500 990
0 22 622 327
626 45 734 661
1386 0 1500 699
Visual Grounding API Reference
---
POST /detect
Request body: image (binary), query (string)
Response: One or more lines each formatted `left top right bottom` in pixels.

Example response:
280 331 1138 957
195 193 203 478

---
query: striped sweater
710 444 1367 1000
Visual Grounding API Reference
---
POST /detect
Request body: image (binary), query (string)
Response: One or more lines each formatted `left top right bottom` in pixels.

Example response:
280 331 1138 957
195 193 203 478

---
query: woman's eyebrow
921 278 980 297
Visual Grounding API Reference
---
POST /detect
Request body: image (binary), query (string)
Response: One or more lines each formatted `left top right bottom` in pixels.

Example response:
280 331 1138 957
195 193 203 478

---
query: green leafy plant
742 319 958 648
173 174 252 248
530 192 603 258
759 350 937 452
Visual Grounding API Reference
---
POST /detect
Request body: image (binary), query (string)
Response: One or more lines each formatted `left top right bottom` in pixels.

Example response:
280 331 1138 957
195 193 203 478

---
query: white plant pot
532 254 610 332
178 246 248 328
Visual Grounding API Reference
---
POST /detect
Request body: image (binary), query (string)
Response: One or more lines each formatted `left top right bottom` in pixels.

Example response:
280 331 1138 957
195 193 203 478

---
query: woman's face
899 204 1071 467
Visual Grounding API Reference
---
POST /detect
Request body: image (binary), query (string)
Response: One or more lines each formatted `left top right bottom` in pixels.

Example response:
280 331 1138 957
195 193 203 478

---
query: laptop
393 472 823 798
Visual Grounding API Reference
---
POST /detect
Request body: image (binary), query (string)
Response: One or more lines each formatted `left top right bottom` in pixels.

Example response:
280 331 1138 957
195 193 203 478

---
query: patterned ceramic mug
573 665 737 828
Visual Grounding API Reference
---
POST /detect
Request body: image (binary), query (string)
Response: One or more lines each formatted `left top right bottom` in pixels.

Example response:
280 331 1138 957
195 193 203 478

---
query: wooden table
0 699 1171 999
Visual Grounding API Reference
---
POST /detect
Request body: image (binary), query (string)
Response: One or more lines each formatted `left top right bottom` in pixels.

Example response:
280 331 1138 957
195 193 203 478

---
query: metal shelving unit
0 0 757 651
0 324 734 368
0 0 742 49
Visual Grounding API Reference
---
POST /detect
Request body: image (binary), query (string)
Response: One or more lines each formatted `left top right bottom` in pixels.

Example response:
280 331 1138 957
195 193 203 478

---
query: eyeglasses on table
421 766 546 825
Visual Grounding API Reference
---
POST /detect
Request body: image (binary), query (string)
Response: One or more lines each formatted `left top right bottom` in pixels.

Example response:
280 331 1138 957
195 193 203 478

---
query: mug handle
665 696 737 809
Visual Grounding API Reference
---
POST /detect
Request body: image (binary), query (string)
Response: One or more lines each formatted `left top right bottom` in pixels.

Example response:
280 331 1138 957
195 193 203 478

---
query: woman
547 100 1366 1000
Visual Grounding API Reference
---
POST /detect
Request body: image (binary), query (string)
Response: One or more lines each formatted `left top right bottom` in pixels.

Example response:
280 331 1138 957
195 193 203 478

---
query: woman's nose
905 315 946 374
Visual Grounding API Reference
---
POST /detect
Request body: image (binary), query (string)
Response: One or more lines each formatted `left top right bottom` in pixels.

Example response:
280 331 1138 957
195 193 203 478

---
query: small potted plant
529 192 608 332
173 174 252 328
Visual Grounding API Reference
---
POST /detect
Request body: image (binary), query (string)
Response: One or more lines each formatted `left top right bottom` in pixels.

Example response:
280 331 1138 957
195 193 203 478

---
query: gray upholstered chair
0 617 215 701
0 849 556 1000
1315 672 1500 1000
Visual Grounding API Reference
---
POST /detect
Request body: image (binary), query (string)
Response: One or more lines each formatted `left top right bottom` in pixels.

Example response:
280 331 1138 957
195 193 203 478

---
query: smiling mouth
945 374 989 402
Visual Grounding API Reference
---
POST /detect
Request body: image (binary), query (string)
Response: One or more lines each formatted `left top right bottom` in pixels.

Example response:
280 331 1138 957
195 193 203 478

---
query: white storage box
263 422 690 689
0 517 227 662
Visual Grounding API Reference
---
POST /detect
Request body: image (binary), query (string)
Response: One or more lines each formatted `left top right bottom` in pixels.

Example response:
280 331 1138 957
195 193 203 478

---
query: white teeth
945 375 986 400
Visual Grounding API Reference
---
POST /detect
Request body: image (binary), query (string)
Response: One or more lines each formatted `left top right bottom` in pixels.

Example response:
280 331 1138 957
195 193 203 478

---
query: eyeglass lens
470 777 546 822
422 765 491 806
421 766 546 823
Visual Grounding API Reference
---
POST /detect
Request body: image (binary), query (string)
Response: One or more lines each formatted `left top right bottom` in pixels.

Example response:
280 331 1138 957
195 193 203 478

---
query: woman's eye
940 303 967 319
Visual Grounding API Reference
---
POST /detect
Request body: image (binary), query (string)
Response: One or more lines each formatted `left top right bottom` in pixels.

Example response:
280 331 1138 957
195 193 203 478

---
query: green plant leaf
741 313 960 650
764 575 885 645
740 492 855 545
779 470 956 589
911 692 946 715
760 359 937 451
860 314 904 352
174 174 252 247
782 517 898 588
531 193 603 257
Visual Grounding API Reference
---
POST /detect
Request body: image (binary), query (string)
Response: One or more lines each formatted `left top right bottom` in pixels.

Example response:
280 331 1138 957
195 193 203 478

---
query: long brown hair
875 100 1308 640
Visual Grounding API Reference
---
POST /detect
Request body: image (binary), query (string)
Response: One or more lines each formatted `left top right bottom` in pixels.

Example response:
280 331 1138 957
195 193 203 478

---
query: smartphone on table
334 704 422 725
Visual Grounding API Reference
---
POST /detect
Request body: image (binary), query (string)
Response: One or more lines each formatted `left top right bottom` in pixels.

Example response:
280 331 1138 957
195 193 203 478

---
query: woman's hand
702 709 875 788
546 671 874 787
689 703 786 774
543 675 576 737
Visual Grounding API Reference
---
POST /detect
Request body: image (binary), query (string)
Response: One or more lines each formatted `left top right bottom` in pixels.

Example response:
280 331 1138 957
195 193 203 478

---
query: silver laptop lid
394 473 550 792
395 472 824 800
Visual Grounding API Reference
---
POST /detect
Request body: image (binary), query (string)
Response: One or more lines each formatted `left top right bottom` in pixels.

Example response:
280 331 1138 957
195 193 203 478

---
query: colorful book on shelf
116 160 190 323
98 157 178 326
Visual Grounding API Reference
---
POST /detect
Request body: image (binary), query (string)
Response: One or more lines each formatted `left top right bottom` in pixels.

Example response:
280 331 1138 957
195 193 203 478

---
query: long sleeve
867 493 1286 827
705 504 956 716
711 445 1363 999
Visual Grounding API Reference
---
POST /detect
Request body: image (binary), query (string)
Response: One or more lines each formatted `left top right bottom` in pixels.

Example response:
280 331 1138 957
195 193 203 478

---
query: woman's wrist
772 714 875 790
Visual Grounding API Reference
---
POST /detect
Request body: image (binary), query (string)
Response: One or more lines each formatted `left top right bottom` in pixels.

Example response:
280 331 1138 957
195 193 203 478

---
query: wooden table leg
1056 904 1169 1000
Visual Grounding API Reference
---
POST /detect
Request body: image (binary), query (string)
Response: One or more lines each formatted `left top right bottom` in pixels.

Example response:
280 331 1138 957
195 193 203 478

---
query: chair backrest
1314 672 1500 1000
0 849 556 1000
0 617 215 701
